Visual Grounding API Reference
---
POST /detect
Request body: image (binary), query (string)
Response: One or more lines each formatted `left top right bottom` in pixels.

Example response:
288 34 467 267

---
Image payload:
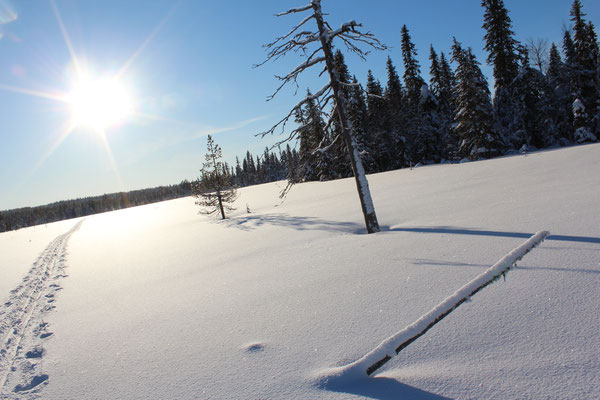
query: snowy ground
1 143 599 399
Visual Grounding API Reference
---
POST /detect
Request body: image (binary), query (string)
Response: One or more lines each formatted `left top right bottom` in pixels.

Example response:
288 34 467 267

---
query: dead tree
257 0 385 234
526 38 549 74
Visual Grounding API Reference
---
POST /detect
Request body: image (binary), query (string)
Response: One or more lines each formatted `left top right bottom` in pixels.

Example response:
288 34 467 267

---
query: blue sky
1 0 598 210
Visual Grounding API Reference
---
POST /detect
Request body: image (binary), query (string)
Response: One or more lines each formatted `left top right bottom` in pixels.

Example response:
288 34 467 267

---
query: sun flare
67 76 133 131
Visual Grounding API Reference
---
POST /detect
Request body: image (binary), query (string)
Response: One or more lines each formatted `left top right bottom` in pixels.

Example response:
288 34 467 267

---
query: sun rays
0 0 178 188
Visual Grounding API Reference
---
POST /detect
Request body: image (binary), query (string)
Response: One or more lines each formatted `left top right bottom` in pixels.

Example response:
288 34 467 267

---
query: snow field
1 143 599 399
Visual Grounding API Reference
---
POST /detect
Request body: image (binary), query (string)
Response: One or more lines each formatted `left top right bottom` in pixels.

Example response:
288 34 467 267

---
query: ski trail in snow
0 220 83 398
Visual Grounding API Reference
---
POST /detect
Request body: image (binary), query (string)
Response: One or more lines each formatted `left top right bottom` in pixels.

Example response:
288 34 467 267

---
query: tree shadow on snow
220 213 365 233
388 226 600 244
324 376 453 400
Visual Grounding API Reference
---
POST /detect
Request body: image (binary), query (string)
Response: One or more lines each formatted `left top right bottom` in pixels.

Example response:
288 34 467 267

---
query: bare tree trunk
311 1 380 234
217 191 225 219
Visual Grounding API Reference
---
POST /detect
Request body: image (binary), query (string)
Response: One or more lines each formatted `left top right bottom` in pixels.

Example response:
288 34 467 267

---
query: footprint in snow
242 342 266 353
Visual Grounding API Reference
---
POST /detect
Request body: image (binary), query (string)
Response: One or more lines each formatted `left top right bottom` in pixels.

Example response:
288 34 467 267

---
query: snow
1 143 599 399
316 231 550 381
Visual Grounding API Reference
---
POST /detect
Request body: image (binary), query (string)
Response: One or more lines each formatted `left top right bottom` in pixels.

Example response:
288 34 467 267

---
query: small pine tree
193 135 238 219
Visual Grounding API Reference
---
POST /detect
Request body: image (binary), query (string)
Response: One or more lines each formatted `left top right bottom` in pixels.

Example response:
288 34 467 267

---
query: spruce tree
481 0 521 149
383 57 406 169
347 76 375 173
400 25 427 164
547 42 574 143
400 25 426 105
451 39 503 160
329 51 353 178
366 70 394 171
193 135 238 219
430 46 457 159
512 47 557 148
296 90 333 182
569 0 599 141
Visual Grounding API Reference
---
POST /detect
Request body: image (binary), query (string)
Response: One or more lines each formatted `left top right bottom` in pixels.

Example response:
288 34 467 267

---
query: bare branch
312 133 340 155
327 20 361 40
323 103 337 132
276 4 312 17
254 15 316 68
267 55 325 101
257 83 331 138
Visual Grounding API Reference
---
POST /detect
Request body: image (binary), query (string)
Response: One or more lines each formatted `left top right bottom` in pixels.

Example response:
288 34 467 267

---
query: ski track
0 220 82 399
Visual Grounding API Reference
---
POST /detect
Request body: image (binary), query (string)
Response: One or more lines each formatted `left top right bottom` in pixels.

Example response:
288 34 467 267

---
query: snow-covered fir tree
481 0 522 149
329 51 354 179
400 25 429 164
366 70 393 171
547 42 575 143
512 47 557 148
347 76 376 173
451 39 503 160
295 90 334 182
430 46 458 159
383 56 407 169
569 0 599 142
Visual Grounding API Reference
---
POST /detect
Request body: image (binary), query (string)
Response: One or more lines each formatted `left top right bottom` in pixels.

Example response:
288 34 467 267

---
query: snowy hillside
1 143 599 399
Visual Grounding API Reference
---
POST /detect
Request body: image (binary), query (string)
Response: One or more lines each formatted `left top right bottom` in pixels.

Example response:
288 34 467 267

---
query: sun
67 75 133 131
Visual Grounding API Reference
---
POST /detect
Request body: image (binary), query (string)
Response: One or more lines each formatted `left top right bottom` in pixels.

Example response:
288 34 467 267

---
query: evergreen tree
400 25 426 105
347 76 376 173
512 47 557 148
329 51 354 178
481 0 521 149
430 46 457 159
569 0 599 141
400 25 428 164
296 90 334 181
547 42 573 143
366 70 394 171
451 39 503 160
482 0 520 87
193 135 238 219
383 57 406 169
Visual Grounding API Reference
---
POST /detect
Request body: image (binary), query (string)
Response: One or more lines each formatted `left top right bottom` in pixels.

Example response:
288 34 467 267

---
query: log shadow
324 376 453 400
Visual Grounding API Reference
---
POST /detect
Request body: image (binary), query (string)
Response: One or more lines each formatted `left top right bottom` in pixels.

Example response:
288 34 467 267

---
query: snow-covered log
323 230 550 379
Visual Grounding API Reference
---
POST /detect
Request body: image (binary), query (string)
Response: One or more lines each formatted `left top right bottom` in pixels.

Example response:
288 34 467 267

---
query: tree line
0 182 192 232
278 0 600 184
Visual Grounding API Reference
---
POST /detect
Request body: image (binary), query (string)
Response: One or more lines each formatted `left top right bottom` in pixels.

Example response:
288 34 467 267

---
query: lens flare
67 77 133 130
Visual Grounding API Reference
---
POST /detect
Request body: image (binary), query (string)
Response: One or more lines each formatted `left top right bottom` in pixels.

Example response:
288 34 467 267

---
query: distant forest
2 0 599 232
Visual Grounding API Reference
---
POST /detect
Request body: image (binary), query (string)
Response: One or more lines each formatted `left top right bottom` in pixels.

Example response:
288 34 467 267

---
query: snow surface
1 143 599 399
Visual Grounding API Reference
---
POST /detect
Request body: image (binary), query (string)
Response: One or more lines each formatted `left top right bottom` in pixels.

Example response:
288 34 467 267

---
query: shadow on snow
220 213 365 233
323 376 453 400
388 226 600 244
